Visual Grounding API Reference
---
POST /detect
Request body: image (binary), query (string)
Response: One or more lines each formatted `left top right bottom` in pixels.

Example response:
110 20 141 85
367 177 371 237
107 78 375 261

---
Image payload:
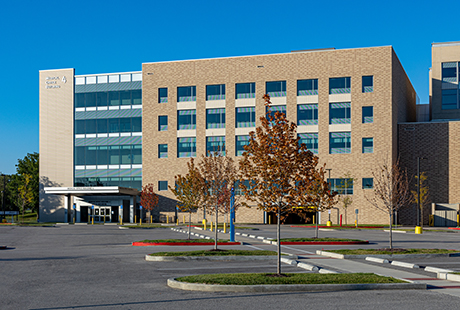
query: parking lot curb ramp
167 278 426 292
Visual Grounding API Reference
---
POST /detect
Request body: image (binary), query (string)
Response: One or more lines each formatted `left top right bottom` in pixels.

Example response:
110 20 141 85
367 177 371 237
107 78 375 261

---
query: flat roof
44 186 139 196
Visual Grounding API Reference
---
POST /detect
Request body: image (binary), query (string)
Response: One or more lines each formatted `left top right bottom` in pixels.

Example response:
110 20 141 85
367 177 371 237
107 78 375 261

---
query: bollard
167 216 169 224
210 221 213 232
119 215 122 226
92 217 94 225
224 222 227 233
135 215 137 224
458 214 459 227
269 216 271 225
150 215 153 224
415 226 422 234
326 221 332 227
177 218 179 225
183 215 185 224
203 219 207 230
139 217 142 226
340 214 342 227
313 215 315 225
354 220 357 228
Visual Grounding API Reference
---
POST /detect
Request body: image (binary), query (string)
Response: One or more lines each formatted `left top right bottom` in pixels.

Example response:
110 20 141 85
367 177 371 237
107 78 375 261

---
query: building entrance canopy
44 186 139 197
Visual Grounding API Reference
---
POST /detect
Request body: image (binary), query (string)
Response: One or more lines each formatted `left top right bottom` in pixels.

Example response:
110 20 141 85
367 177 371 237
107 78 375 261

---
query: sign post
229 187 235 242
355 209 359 228
140 205 143 225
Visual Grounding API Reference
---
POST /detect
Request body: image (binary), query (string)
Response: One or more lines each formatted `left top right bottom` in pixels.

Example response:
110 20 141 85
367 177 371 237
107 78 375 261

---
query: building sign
45 76 67 89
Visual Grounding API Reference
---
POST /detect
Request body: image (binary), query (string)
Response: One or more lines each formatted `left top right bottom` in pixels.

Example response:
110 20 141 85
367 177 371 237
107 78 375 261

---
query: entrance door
80 206 88 223
111 206 119 223
90 207 111 223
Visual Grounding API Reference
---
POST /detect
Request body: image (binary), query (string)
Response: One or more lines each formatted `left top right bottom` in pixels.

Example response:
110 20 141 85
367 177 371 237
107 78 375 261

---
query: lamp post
417 157 427 226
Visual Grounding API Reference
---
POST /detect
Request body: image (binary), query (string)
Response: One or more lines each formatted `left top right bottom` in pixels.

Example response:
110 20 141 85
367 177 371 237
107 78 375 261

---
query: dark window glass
132 90 142 105
159 181 168 191
177 137 196 158
206 136 225 156
206 84 225 100
329 77 351 94
96 92 108 107
75 146 86 165
158 144 168 158
298 133 318 154
177 86 196 102
75 120 85 134
120 91 131 105
362 106 373 123
178 110 196 130
109 146 120 164
85 93 97 107
132 145 142 164
121 145 131 164
159 115 168 131
206 108 225 129
120 118 131 132
329 102 351 124
362 137 373 153
236 107 255 128
109 92 120 106
442 62 457 82
328 178 353 195
75 93 85 108
362 178 373 189
297 104 318 125
97 146 108 165
159 88 168 103
96 119 108 133
236 82 255 99
442 89 458 110
329 132 351 154
362 76 373 93
85 119 97 134
86 146 97 165
266 105 286 120
266 81 286 97
297 79 318 96
132 117 142 132
109 118 119 133
236 135 250 156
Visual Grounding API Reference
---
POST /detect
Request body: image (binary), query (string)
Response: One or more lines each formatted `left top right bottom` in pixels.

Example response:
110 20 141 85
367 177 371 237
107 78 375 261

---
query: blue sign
91 205 94 209
120 205 123 209
140 206 143 209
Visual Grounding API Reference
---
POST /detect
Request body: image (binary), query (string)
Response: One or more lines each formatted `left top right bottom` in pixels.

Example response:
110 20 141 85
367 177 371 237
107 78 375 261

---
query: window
158 144 168 158
297 79 318 96
235 180 251 195
329 102 351 124
297 104 318 125
328 178 353 195
298 133 318 154
362 178 373 189
177 110 196 130
109 92 120 106
362 76 373 93
132 117 142 132
120 118 131 132
329 132 351 154
206 84 225 100
206 136 225 156
158 181 168 191
329 77 351 94
96 92 108 107
442 89 457 110
132 145 142 164
177 137 196 158
85 93 96 107
236 107 255 128
236 135 250 156
132 90 142 105
85 119 96 134
120 91 131 105
362 106 373 123
158 115 168 131
266 105 286 120
159 88 168 103
442 62 457 83
266 81 286 97
177 86 196 102
236 82 255 99
362 137 373 153
75 93 85 108
206 108 225 129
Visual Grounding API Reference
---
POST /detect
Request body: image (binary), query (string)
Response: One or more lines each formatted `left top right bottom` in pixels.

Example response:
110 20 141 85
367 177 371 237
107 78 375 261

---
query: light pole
417 157 427 227
1 173 6 221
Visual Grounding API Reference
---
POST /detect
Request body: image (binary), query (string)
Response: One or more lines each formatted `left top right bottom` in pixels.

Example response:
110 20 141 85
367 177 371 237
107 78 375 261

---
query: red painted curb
448 227 460 230
132 242 241 246
290 225 384 229
279 241 369 245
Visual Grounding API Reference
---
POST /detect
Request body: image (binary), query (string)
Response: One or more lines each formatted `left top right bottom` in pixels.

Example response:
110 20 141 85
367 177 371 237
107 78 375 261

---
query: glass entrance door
90 207 111 223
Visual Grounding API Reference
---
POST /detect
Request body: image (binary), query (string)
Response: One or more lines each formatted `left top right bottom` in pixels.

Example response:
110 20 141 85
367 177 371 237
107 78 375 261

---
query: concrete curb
146 255 279 262
167 278 426 292
316 250 460 260
365 257 390 264
383 230 407 233
319 268 339 274
438 273 460 281
391 261 420 269
425 266 455 274
297 262 319 271
118 227 129 229
280 257 297 266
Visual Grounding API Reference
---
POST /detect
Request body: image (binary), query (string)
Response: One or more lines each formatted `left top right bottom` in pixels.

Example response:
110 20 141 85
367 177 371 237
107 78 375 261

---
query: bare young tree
336 173 354 226
411 172 430 228
365 158 412 249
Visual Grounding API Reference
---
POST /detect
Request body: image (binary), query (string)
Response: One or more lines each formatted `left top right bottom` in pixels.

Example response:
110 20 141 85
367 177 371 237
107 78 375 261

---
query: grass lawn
137 239 234 243
150 250 277 257
279 238 364 242
176 273 406 285
327 249 459 255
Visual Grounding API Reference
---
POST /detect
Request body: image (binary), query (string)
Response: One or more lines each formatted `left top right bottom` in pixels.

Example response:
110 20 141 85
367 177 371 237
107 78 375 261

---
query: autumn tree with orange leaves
239 94 336 275
140 183 159 222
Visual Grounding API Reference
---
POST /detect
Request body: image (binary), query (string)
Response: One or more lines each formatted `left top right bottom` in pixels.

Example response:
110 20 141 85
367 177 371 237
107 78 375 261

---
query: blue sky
0 0 458 174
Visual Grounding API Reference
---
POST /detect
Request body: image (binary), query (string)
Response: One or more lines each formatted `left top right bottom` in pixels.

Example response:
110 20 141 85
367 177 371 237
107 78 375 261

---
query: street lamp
417 157 427 227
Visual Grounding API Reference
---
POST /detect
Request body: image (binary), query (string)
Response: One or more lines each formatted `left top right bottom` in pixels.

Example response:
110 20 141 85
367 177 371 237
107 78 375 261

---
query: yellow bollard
354 220 357 228
183 215 185 224
119 215 122 226
150 215 153 224
92 217 94 225
139 217 141 226
210 221 213 232
458 214 459 227
167 216 169 224
415 226 422 234
203 219 207 230
177 218 179 225
224 222 227 233
327 221 332 227
135 215 137 224
269 216 271 225
313 215 315 225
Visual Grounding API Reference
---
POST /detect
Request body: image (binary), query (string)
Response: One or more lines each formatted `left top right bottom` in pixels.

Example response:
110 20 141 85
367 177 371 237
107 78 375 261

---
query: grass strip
122 224 167 229
176 273 405 285
137 239 233 243
279 238 363 242
328 248 459 255
150 250 277 257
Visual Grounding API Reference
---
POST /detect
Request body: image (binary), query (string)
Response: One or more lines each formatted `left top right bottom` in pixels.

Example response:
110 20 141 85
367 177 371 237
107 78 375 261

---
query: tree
365 158 412 249
239 94 335 275
336 173 354 226
18 174 34 223
199 152 239 250
169 158 208 239
411 172 429 228
140 183 159 222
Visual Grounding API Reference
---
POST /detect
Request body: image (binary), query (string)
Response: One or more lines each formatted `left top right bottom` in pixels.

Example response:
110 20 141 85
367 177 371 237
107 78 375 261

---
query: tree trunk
277 206 281 275
315 210 319 238
389 213 393 249
214 206 218 250
188 212 191 240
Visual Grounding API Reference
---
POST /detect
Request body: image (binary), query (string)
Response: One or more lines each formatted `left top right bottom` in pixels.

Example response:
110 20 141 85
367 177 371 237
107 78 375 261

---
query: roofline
75 71 141 78
432 41 460 47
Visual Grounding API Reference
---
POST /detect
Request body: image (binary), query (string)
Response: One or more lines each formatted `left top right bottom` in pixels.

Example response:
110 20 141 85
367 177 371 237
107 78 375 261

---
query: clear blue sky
0 0 458 175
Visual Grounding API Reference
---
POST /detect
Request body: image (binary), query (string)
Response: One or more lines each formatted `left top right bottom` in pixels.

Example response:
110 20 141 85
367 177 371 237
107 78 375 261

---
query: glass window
159 115 168 131
109 118 119 133
120 118 131 132
297 104 318 125
85 93 96 107
177 137 196 158
109 146 120 164
362 76 373 93
266 81 286 97
329 77 351 94
236 82 255 99
236 107 255 128
362 137 373 153
178 110 196 130
109 92 120 106
266 105 286 120
96 92 108 107
159 88 168 103
132 90 142 105
75 120 85 134
97 146 108 165
362 106 373 123
329 132 351 154
328 178 353 195
442 62 457 82
158 181 168 191
120 91 131 105
96 119 107 133
236 135 250 156
159 144 168 158
75 146 86 165
206 108 225 129
297 79 318 96
442 89 458 110
235 180 250 195
329 102 351 124
206 84 225 100
85 119 96 134
206 136 225 156
362 178 373 189
132 145 142 164
132 117 142 132
298 133 318 154
121 145 131 164
75 93 85 108
86 146 97 165
177 86 196 102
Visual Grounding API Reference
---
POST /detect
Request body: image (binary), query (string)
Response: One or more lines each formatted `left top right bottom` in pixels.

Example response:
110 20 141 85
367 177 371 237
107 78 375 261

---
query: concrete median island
264 238 369 245
317 248 460 259
145 249 280 261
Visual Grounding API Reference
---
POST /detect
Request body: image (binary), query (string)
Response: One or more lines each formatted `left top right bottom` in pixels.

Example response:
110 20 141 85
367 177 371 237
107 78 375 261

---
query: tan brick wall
142 47 416 224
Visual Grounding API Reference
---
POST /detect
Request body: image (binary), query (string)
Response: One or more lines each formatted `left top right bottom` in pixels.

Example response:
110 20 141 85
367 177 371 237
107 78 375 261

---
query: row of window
158 76 374 103
75 145 142 166
75 177 142 190
158 134 374 158
158 106 373 132
157 177 373 192
75 117 142 135
75 90 142 108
